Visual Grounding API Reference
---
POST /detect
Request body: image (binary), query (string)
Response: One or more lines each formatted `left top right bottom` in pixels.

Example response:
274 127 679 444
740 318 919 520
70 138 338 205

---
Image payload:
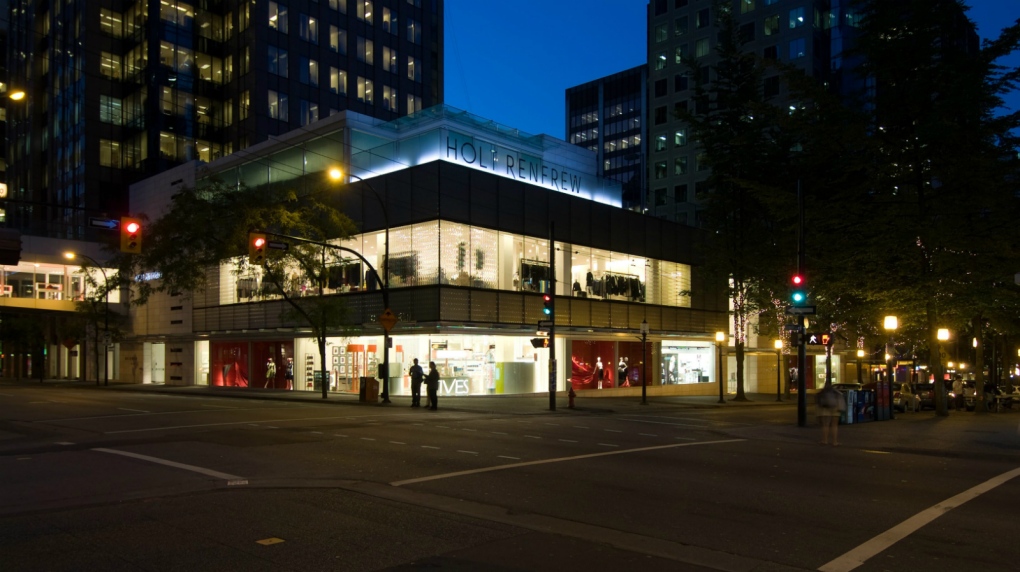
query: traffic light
249 232 267 265
542 293 553 316
791 273 807 305
530 337 550 349
120 217 142 253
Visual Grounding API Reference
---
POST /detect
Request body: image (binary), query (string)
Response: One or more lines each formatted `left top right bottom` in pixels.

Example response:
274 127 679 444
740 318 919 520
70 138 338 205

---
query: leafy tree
837 0 1020 414
118 176 359 399
68 263 124 385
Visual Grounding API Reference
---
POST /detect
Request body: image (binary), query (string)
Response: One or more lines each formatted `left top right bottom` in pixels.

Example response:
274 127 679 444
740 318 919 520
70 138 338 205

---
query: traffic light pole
796 181 807 427
548 221 557 411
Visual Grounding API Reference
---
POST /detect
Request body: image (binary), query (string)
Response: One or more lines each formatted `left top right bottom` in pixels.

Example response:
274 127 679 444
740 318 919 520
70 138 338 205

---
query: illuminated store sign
445 135 584 196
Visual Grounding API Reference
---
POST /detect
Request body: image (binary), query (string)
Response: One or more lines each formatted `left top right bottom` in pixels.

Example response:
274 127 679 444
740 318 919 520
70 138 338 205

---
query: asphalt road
1 383 1018 571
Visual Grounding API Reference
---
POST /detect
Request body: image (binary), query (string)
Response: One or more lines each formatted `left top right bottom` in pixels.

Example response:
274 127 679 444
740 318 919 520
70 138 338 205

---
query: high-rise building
4 0 443 239
565 66 647 212
644 0 977 225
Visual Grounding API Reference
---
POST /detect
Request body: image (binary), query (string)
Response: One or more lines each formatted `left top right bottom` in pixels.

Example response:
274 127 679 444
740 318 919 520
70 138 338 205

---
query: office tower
4 0 443 239
645 0 977 225
566 65 648 212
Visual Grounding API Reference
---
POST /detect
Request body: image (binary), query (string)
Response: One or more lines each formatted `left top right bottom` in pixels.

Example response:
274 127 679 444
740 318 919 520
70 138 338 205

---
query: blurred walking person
426 361 440 411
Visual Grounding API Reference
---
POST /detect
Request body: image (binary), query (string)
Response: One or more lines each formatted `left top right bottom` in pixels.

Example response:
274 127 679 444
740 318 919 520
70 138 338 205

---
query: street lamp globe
937 329 949 341
856 349 865 358
715 331 726 343
774 339 782 350
884 316 898 331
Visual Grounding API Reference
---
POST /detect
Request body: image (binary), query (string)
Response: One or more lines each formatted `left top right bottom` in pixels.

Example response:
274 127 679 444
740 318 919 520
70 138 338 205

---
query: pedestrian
408 358 424 408
952 375 964 411
426 361 440 411
816 382 844 446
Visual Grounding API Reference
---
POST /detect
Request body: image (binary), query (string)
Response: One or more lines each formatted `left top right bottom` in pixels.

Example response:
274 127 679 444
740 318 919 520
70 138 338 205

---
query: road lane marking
818 466 1020 572
598 443 619 447
498 456 520 460
559 439 578 443
93 448 246 483
457 450 479 455
334 434 348 437
391 439 746 486
491 431 507 435
361 438 376 441
103 415 356 434
524 435 541 439
604 429 622 433
462 428 477 432
390 441 406 445
118 408 150 413
421 445 440 449
310 431 323 434
621 418 724 428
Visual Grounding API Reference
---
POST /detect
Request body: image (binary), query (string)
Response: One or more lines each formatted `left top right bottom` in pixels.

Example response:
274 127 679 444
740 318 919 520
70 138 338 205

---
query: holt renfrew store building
127 105 729 397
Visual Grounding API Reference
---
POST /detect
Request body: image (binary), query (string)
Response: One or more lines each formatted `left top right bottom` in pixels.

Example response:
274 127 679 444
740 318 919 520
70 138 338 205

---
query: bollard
568 387 576 409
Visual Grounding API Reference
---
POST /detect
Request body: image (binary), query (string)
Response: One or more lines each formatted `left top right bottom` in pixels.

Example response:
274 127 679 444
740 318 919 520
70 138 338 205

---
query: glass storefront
0 261 118 302
217 220 691 308
660 341 716 385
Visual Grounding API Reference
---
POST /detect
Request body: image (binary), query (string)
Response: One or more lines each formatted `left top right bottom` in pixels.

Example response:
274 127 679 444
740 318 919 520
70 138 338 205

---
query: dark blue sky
444 0 1020 138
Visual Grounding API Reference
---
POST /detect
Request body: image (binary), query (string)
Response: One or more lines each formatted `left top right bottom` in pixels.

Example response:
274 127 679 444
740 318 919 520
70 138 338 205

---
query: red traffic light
543 294 551 302
125 221 140 234
253 237 266 248
792 274 803 285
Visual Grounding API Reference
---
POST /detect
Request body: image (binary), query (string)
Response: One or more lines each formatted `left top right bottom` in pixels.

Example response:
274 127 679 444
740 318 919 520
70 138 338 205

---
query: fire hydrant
568 387 576 409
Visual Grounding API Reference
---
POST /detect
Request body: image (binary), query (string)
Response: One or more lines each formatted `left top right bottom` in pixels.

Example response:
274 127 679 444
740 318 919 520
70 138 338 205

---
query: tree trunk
928 302 949 416
974 317 987 414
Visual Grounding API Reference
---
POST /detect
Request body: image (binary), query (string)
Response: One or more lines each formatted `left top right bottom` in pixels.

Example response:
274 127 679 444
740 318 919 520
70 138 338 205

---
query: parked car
896 381 935 411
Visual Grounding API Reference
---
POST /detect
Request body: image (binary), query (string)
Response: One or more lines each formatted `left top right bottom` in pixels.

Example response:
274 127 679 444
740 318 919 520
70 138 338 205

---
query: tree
118 175 359 399
69 263 123 385
836 0 1020 414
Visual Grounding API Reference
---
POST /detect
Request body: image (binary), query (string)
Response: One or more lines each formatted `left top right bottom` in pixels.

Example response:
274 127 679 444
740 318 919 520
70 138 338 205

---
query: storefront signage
439 378 470 396
445 134 584 196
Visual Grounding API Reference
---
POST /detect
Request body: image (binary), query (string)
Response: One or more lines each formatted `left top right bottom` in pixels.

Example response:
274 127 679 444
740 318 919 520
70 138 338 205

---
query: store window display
660 342 714 384
570 340 617 389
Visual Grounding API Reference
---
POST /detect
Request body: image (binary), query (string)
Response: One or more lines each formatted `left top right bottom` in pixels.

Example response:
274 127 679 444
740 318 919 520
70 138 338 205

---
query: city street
1 381 1019 571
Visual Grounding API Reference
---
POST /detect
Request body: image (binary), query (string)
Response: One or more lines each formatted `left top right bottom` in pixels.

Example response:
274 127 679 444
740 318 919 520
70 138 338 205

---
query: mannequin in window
586 269 594 294
265 357 276 388
596 357 604 389
285 358 294 390
572 279 582 296
618 358 627 388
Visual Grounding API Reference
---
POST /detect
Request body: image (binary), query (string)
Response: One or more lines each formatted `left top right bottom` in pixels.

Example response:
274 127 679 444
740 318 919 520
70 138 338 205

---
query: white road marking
819 466 1020 572
391 439 746 486
457 450 479 455
524 435 541 439
621 418 721 428
390 441 406 445
559 439 578 443
93 448 246 483
498 456 520 460
361 437 376 441
462 428 477 432
639 433 658 437
491 431 508 435
310 431 323 434
103 415 356 434
598 443 619 447
421 445 440 449
118 408 150 413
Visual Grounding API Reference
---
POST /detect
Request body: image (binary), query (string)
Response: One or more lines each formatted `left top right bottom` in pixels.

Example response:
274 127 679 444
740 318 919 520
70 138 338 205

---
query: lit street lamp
330 168 393 404
64 252 110 386
937 328 950 415
716 331 726 404
884 315 898 420
640 319 649 405
774 339 783 402
856 349 865 385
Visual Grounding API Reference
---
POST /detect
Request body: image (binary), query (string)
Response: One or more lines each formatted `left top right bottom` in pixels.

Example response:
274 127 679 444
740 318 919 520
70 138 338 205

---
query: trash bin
359 376 379 403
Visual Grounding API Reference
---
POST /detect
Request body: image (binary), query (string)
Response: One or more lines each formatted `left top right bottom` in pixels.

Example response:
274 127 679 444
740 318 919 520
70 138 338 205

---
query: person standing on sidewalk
816 382 844 446
426 362 440 410
953 375 964 411
408 359 424 407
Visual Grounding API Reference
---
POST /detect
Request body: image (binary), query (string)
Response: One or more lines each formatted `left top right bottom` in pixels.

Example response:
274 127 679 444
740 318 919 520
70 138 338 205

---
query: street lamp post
716 331 726 404
330 168 392 404
856 349 864 385
884 315 898 420
937 328 950 415
774 339 783 402
64 252 109 386
640 319 650 405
